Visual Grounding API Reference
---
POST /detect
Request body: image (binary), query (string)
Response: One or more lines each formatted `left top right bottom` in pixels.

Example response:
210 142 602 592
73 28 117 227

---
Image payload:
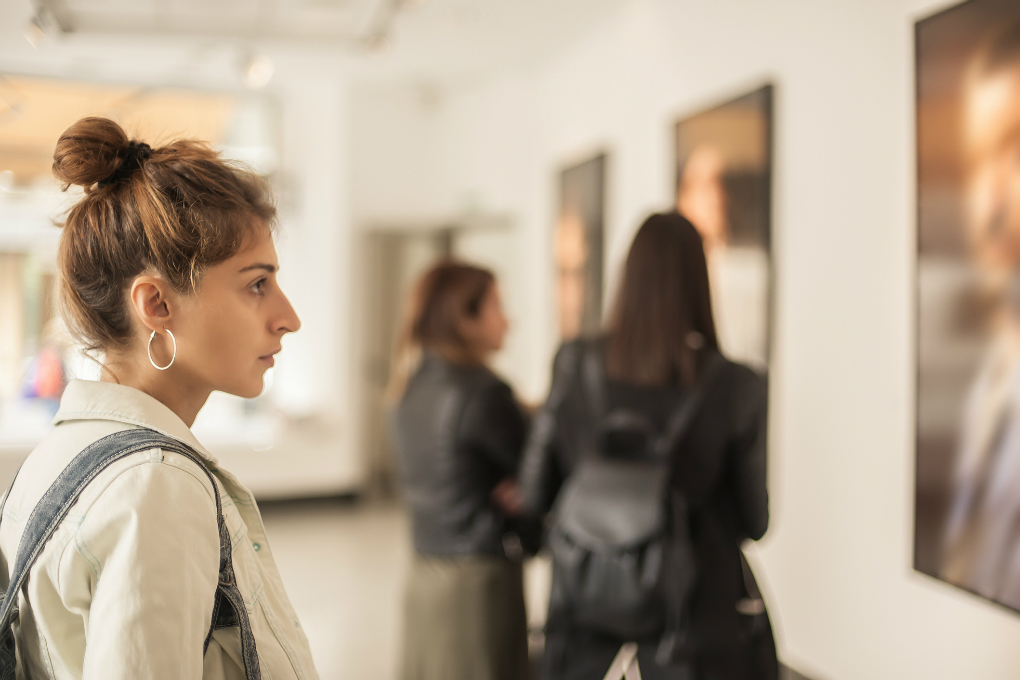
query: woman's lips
259 349 281 367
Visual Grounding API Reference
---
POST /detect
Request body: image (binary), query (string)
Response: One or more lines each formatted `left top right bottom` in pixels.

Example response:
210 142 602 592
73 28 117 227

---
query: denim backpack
548 342 724 667
0 428 261 679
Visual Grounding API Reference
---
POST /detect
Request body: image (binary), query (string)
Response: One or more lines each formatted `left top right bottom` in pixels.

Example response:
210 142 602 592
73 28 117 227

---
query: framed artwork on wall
674 84 773 372
556 153 606 342
915 0 1020 612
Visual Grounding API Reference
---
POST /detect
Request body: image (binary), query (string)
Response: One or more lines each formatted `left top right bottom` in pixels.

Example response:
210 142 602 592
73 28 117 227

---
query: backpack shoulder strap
0 473 20 592
0 428 262 680
653 352 727 459
654 352 728 666
579 337 607 425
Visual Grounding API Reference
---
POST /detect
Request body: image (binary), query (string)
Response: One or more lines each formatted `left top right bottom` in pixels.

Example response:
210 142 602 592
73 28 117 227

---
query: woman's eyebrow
239 263 278 274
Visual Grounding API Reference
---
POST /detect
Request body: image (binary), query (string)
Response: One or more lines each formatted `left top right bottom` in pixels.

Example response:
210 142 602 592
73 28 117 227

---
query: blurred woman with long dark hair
520 212 777 680
392 261 530 680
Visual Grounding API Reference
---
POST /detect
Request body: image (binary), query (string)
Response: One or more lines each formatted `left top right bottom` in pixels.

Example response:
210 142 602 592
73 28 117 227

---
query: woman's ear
457 314 481 347
129 275 174 333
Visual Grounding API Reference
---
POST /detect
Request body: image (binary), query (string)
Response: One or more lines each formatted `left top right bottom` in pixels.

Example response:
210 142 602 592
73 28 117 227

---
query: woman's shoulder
550 335 605 381
16 422 220 513
1 423 221 567
712 356 768 419
459 365 516 405
555 335 604 359
438 354 499 385
716 356 766 390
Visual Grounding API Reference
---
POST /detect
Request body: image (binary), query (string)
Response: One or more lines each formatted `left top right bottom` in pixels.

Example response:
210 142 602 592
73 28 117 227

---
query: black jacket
394 353 527 557
519 340 776 680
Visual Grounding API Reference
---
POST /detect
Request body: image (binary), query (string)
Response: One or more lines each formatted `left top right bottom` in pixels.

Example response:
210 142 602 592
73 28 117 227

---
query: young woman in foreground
0 117 318 678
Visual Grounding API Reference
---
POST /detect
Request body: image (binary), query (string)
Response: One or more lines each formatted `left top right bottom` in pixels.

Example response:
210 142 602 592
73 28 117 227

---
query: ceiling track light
361 0 422 55
23 3 64 49
23 15 48 48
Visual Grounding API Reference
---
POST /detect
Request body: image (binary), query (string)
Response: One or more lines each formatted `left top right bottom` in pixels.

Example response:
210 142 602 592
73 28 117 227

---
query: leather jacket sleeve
458 380 527 479
519 342 581 516
727 370 769 541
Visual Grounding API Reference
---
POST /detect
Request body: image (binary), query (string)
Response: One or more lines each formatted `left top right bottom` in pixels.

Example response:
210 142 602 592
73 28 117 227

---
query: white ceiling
0 0 627 90
39 0 385 45
349 0 625 86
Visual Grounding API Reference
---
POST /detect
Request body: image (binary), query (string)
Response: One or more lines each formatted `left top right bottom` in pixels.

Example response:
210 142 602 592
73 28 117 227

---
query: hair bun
52 117 131 189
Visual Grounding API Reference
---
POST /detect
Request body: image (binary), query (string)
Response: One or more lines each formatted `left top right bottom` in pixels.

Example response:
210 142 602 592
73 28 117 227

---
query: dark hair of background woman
407 260 494 357
388 260 496 398
605 211 718 387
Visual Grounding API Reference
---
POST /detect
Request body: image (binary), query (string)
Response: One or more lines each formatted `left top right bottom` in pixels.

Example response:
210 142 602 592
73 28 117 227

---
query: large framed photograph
674 84 773 371
915 0 1020 611
555 153 606 341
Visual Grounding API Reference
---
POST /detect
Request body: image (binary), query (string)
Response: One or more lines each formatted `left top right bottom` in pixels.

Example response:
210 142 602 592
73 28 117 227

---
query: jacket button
253 542 261 552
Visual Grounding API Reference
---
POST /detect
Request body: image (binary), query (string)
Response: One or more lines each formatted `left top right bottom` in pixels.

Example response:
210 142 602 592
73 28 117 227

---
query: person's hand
491 477 524 517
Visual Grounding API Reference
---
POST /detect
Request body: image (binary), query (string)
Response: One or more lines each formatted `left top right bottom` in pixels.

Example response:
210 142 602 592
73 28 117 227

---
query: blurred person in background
519 212 776 680
391 261 530 680
941 20 1020 608
0 117 316 679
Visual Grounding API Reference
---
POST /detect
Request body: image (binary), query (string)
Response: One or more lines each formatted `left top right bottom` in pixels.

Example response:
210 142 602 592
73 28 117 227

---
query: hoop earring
147 329 177 371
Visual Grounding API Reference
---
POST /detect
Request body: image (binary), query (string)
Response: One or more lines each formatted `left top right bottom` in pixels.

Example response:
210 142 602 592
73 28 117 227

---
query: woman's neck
100 352 210 428
434 344 488 367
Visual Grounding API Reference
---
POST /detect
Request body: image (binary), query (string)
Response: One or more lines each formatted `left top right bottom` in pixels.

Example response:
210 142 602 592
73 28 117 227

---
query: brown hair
605 211 718 387
52 116 276 353
388 260 495 397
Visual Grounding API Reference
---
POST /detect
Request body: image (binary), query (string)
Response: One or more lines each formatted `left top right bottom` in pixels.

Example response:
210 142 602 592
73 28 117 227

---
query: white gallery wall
349 0 1020 677
251 57 363 496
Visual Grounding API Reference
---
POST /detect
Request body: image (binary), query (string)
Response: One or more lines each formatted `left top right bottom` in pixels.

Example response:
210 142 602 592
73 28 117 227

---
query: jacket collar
53 379 218 465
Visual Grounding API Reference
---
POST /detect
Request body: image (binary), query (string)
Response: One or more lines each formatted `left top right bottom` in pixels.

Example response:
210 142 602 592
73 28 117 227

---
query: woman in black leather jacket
519 213 778 680
393 261 529 680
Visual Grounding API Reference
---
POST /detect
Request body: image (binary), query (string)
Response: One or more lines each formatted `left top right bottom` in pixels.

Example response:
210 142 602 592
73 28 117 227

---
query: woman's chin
225 377 266 400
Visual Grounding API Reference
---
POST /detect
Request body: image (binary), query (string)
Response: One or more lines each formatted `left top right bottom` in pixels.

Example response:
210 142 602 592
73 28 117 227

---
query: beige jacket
0 380 320 679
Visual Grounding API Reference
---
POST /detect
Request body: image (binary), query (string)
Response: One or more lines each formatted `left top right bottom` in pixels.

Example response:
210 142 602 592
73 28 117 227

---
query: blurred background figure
520 213 776 680
18 319 67 410
391 261 530 680
939 20 1020 606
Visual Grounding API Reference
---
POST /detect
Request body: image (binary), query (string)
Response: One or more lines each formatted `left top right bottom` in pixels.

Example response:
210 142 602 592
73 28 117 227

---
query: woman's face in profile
170 227 301 399
461 283 509 357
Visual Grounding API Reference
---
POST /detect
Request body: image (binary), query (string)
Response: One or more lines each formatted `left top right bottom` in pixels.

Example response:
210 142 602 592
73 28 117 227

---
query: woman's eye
251 278 267 296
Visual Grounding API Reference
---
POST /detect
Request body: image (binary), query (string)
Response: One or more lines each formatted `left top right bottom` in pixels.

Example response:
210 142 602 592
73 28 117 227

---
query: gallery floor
260 496 812 680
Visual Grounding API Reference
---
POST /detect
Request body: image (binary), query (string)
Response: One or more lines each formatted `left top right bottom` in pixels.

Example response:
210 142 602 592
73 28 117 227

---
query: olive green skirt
401 554 529 680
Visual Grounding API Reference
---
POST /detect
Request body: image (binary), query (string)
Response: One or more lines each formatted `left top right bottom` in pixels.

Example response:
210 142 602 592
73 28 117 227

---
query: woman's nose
277 292 302 334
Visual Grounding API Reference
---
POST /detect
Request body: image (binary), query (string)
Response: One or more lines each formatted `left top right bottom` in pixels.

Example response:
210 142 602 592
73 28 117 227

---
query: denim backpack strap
0 471 17 679
0 428 261 680
0 472 22 597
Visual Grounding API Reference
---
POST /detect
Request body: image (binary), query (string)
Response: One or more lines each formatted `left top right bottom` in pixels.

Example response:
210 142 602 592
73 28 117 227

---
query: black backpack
547 342 724 665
